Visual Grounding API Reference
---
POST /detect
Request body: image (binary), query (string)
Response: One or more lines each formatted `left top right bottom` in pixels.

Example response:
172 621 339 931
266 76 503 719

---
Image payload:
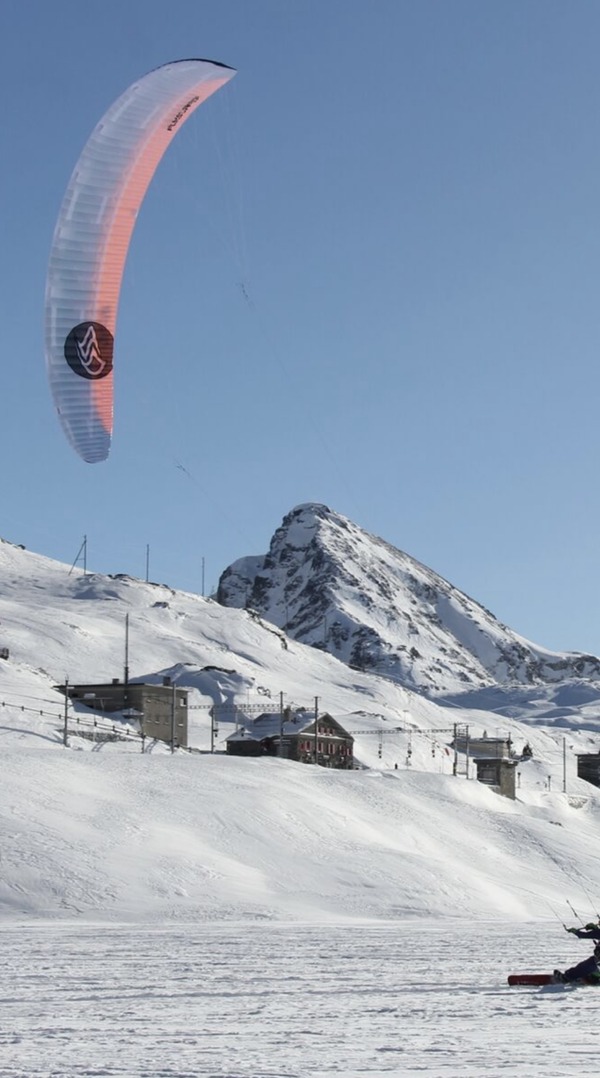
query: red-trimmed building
226 710 354 769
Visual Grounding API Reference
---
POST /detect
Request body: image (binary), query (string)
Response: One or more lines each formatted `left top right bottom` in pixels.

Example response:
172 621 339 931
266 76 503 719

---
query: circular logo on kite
64 322 114 380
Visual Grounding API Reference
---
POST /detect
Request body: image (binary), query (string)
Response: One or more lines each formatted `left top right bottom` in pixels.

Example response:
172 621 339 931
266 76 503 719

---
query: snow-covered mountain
3 515 600 926
217 503 600 695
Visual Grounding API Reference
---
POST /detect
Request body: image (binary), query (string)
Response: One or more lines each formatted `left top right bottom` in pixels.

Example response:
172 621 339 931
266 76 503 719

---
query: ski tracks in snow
0 921 599 1077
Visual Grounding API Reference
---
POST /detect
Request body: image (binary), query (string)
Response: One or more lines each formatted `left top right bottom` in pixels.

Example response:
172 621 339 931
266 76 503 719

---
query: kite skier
553 921 600 984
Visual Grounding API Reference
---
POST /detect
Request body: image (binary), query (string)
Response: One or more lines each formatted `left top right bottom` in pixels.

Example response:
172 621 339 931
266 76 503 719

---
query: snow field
1 921 598 1078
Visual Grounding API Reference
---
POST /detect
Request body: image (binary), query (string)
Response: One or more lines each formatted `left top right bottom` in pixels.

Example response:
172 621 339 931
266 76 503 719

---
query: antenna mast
69 534 87 576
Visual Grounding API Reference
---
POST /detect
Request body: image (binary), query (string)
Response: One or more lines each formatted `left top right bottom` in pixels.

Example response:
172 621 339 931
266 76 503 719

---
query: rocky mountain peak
217 503 600 696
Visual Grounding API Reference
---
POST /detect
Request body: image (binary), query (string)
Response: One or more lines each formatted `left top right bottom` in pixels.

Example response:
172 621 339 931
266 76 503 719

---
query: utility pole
124 613 130 686
170 681 176 754
279 691 285 757
453 722 458 777
145 544 150 583
63 678 69 747
313 696 319 765
210 707 218 753
563 737 567 793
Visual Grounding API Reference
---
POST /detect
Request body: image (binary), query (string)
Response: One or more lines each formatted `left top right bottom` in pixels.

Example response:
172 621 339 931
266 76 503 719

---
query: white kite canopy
44 58 236 463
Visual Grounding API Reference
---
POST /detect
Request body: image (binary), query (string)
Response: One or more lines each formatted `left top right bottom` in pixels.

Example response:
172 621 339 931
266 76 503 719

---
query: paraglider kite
44 59 236 463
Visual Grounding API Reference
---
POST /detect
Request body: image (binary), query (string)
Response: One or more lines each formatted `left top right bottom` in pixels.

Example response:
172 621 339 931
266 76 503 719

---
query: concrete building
57 677 188 748
577 753 600 789
474 757 518 799
453 733 513 759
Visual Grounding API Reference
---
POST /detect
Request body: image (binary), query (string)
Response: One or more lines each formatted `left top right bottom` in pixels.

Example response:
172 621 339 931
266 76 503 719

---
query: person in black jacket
554 923 600 983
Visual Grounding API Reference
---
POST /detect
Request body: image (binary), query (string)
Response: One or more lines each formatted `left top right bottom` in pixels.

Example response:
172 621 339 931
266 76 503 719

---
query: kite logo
167 95 200 131
64 322 113 380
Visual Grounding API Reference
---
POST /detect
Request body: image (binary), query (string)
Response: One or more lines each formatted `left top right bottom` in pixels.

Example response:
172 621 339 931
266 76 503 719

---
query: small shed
474 757 517 799
227 710 354 769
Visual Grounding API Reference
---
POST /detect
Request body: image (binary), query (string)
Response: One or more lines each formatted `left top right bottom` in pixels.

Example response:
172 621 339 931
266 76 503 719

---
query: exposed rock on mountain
217 503 600 695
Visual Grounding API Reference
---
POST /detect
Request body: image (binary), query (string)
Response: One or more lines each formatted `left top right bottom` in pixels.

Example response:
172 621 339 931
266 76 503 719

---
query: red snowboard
508 974 554 986
508 973 599 986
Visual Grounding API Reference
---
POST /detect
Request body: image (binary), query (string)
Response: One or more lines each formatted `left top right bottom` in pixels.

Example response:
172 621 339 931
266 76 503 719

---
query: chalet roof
226 710 353 743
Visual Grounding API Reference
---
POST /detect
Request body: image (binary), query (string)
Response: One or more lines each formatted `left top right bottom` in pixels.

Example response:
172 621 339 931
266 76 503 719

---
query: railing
0 694 198 753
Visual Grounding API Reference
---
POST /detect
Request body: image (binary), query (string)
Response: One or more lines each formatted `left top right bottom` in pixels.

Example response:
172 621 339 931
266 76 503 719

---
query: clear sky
2 0 600 654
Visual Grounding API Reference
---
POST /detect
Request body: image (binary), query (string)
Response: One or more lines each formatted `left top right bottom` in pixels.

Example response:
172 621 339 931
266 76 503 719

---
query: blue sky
2 0 600 654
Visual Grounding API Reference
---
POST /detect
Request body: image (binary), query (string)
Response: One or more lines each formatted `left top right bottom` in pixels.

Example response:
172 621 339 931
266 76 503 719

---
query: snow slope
5 746 600 924
2 530 600 926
